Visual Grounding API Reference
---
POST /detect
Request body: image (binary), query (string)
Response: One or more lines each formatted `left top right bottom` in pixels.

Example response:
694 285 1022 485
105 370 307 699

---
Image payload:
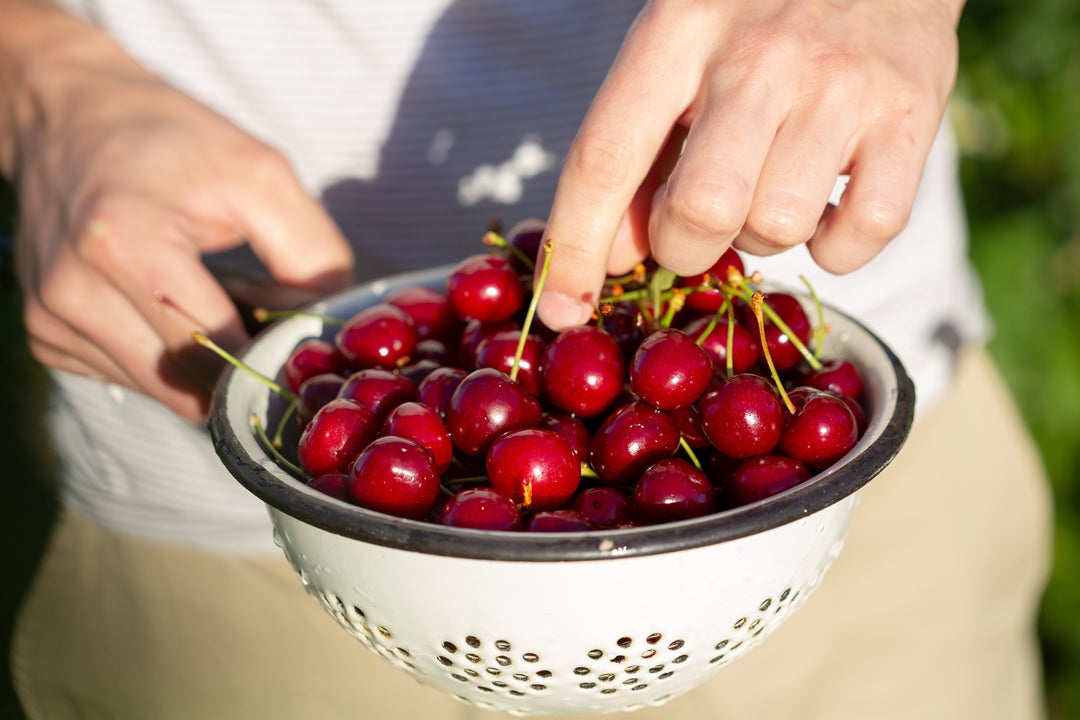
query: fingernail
538 290 592 331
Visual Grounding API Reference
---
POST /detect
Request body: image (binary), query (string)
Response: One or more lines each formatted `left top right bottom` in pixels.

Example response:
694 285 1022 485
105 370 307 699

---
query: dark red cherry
337 368 418 424
599 302 646 362
297 398 379 476
438 487 522 531
726 454 812 507
445 368 542 457
588 400 681 487
539 413 592 461
284 338 345 394
381 401 453 474
681 314 760 376
526 509 598 533
698 373 783 459
475 329 546 397
778 388 859 469
542 326 627 417
384 284 462 344
669 403 710 448
417 366 468 419
307 472 350 502
802 358 865 404
446 253 526 323
457 318 519 370
632 458 718 525
678 247 745 313
630 328 713 411
347 436 441 520
504 218 546 274
570 486 633 529
486 428 580 512
335 303 418 370
737 293 811 372
296 372 347 427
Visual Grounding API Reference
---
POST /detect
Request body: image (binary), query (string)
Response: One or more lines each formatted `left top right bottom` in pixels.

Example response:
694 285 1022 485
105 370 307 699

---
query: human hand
536 0 963 330
3 8 354 421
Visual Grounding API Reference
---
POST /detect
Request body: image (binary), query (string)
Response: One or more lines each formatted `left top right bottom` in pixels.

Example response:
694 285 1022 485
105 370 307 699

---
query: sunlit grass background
2 1 1079 717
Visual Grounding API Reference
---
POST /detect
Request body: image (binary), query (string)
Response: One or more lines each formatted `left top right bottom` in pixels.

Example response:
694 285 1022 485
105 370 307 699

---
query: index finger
537 13 699 330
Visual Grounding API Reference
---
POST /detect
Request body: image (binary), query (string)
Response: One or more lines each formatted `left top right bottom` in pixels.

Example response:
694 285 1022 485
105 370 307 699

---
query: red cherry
445 368 542 457
632 458 718 525
446 253 526 323
526 509 598 533
296 372 347 427
802 358 865 404
486 428 580 512
337 368 418 424
681 314 760 375
456 318 519 370
347 436 441 520
737 293 811 372
475 329 546 397
417 366 468 419
297 398 379 476
539 413 592 461
570 486 633 529
384 284 462 344
678 247 745 313
335 303 418 370
438 487 522 531
588 400 681 487
778 388 859 469
284 338 345 394
307 472 350 502
726 454 812 506
381 401 453 474
542 326 627 417
629 328 713 411
698 373 783 459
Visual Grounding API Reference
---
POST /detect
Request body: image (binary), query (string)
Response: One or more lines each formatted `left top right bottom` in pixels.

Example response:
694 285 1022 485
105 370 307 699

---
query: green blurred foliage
955 1 1080 718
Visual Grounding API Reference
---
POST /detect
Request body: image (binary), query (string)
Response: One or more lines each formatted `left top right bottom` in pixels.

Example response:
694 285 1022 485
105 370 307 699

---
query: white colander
209 265 914 716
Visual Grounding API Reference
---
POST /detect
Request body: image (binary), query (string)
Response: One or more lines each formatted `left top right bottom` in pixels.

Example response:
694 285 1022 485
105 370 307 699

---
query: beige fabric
12 348 1052 720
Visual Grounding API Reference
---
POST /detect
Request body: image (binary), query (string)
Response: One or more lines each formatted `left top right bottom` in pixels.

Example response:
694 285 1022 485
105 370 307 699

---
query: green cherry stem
483 231 536 273
800 275 827 361
511 238 553 383
679 437 703 470
192 332 299 405
752 292 796 415
252 413 309 480
252 308 345 326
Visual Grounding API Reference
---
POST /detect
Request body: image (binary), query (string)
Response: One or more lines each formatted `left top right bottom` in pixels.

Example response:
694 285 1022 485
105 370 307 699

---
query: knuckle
747 195 819 247
850 199 909 242
666 173 751 239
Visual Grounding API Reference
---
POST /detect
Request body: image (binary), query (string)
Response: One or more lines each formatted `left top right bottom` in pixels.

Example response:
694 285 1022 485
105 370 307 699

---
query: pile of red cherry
260 224 867 533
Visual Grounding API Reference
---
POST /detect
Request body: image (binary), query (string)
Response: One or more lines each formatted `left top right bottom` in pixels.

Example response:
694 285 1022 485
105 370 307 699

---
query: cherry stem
726 284 823 373
511 238 553 383
252 307 344 326
752 292 796 414
800 275 826 361
273 399 298 449
252 413 309 480
482 231 536 273
191 332 299 404
679 437 703 470
581 464 601 480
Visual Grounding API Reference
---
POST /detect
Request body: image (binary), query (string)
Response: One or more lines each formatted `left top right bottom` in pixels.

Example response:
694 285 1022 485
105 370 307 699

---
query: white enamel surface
270 496 855 716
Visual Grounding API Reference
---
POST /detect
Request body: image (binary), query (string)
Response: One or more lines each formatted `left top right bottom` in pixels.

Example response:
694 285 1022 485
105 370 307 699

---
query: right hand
4 10 354 421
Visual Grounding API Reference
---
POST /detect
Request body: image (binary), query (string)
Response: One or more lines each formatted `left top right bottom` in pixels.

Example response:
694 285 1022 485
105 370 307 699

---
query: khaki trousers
12 348 1053 720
